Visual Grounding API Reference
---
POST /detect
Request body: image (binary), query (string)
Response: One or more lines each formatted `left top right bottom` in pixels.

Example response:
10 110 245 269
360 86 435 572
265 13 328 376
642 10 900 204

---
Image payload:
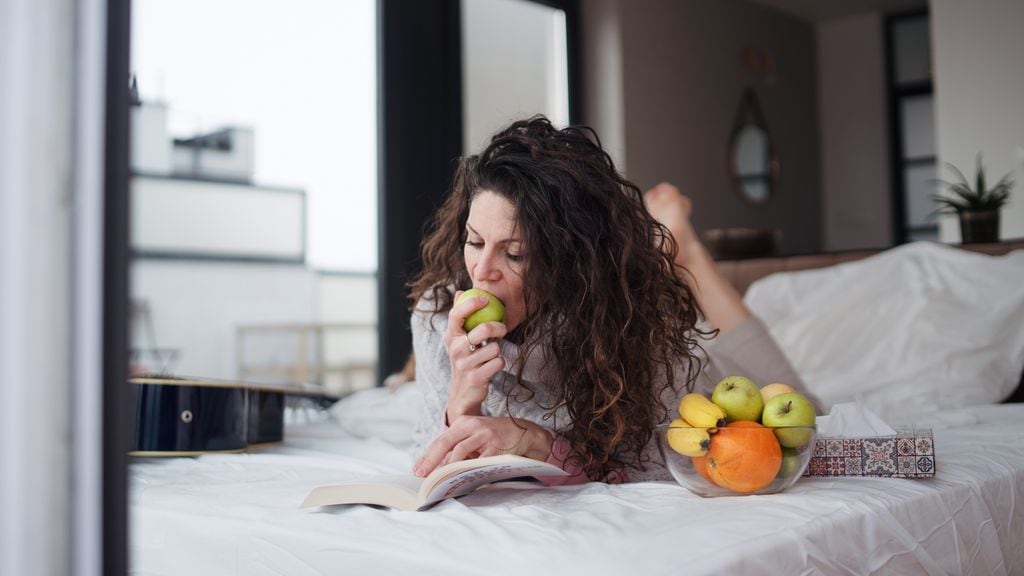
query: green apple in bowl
456 288 506 332
711 376 764 422
762 392 816 448
775 447 803 480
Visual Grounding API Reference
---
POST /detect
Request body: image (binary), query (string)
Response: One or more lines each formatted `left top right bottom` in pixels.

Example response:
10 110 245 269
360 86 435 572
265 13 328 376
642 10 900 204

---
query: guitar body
130 376 319 456
248 388 286 447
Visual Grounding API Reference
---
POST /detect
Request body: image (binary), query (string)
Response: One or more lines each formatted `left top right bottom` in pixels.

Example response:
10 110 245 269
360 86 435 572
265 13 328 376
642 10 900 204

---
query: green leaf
933 152 1013 213
975 153 986 194
944 161 970 188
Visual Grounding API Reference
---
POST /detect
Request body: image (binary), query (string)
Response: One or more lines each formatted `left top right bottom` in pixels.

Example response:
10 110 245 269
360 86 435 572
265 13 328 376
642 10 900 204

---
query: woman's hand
444 290 508 423
413 415 554 477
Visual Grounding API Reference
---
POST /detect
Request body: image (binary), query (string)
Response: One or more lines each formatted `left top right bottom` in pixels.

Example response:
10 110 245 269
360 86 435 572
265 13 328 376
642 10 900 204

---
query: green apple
710 376 764 422
760 382 796 405
762 392 816 448
455 288 506 332
775 447 803 480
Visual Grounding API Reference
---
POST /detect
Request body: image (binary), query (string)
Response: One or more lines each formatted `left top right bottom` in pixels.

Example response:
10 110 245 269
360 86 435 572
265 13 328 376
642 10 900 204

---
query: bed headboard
716 239 1024 296
716 239 1024 403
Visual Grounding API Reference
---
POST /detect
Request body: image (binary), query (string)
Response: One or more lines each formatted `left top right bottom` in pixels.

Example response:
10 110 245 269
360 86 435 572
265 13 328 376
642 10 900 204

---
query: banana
666 418 711 457
678 393 727 428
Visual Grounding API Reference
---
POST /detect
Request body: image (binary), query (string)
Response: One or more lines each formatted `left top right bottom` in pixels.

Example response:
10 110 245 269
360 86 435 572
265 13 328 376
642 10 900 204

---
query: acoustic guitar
129 374 333 456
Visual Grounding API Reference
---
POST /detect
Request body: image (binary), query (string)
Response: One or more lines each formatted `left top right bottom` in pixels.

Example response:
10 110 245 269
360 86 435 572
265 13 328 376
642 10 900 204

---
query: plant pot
959 210 1000 244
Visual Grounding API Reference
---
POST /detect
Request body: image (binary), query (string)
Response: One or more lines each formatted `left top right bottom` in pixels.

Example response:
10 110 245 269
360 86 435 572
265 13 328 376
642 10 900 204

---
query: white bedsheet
131 391 1024 576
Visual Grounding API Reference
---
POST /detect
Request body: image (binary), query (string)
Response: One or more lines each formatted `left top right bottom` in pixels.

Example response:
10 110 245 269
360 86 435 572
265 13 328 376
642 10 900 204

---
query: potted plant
932 153 1014 243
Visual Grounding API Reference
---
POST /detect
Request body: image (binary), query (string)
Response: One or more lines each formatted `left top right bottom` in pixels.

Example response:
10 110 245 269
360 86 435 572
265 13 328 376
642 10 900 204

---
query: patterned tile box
803 427 935 478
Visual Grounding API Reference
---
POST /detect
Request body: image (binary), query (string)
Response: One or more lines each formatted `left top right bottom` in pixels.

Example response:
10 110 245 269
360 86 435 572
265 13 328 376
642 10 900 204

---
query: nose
471 247 502 284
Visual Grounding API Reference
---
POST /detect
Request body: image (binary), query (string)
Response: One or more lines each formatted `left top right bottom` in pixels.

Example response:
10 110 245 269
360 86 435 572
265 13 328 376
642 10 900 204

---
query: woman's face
464 191 527 331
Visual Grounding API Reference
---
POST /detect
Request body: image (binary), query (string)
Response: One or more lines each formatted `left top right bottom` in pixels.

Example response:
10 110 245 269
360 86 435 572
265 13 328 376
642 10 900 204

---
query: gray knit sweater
410 299 804 482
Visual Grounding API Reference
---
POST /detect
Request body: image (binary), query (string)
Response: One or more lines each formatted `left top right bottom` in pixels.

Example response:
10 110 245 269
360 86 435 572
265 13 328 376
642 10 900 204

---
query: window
462 0 572 152
886 11 936 243
132 0 377 271
130 0 379 391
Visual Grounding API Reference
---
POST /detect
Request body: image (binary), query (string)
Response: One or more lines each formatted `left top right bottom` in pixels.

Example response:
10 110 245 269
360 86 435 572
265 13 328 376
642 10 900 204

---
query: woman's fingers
414 422 484 477
447 436 482 465
449 322 506 356
452 338 503 371
414 430 461 477
414 417 526 477
464 321 508 349
447 292 487 336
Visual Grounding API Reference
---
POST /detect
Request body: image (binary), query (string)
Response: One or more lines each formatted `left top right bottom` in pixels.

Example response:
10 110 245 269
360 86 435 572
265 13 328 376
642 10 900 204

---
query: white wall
1 0 75 574
817 12 893 251
586 0 822 254
931 0 1024 242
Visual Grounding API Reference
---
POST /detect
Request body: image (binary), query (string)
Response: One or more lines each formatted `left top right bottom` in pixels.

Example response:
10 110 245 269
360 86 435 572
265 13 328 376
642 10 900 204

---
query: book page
301 475 423 511
419 456 567 508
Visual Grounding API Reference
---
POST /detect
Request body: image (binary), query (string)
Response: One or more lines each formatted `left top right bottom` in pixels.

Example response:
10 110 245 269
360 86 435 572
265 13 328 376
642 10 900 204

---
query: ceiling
747 0 927 22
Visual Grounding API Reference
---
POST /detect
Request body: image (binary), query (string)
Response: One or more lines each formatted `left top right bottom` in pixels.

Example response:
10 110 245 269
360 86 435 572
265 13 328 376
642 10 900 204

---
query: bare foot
644 182 702 266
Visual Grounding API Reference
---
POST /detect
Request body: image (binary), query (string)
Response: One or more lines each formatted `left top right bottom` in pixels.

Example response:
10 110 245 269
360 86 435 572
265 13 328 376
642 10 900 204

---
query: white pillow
744 242 1024 425
329 384 419 446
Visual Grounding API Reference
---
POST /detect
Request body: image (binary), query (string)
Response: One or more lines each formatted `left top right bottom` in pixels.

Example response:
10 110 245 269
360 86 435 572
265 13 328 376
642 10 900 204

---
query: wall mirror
729 88 776 204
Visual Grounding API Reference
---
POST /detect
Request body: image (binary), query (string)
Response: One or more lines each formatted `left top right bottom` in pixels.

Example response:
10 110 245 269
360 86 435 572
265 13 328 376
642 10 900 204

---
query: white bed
130 394 1024 575
130 243 1024 575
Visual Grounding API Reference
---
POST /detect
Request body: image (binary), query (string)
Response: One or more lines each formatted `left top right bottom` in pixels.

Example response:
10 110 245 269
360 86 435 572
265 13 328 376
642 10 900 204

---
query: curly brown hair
408 116 709 479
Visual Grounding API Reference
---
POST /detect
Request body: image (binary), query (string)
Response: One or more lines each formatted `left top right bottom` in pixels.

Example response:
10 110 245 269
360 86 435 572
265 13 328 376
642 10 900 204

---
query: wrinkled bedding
130 386 1024 576
131 242 1024 575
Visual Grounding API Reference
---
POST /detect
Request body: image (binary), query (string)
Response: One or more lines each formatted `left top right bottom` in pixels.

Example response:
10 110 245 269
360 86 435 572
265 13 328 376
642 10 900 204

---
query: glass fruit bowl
655 421 817 497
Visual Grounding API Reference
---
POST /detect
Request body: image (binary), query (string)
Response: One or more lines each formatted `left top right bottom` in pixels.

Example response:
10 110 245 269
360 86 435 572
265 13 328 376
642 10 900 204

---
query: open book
300 454 568 511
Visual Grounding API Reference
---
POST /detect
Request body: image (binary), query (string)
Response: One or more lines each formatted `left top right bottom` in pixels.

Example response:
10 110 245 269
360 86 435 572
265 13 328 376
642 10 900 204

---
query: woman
408 116 803 483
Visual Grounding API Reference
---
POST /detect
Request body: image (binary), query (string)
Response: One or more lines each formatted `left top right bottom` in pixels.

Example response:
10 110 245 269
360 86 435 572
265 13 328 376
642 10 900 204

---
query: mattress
129 390 1024 576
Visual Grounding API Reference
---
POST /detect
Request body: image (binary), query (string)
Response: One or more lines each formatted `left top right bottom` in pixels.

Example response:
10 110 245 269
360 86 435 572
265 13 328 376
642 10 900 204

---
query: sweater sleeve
410 303 454 457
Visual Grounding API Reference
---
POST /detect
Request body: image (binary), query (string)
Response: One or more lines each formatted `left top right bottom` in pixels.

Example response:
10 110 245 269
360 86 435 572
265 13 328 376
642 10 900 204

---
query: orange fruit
705 421 782 494
692 456 715 485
